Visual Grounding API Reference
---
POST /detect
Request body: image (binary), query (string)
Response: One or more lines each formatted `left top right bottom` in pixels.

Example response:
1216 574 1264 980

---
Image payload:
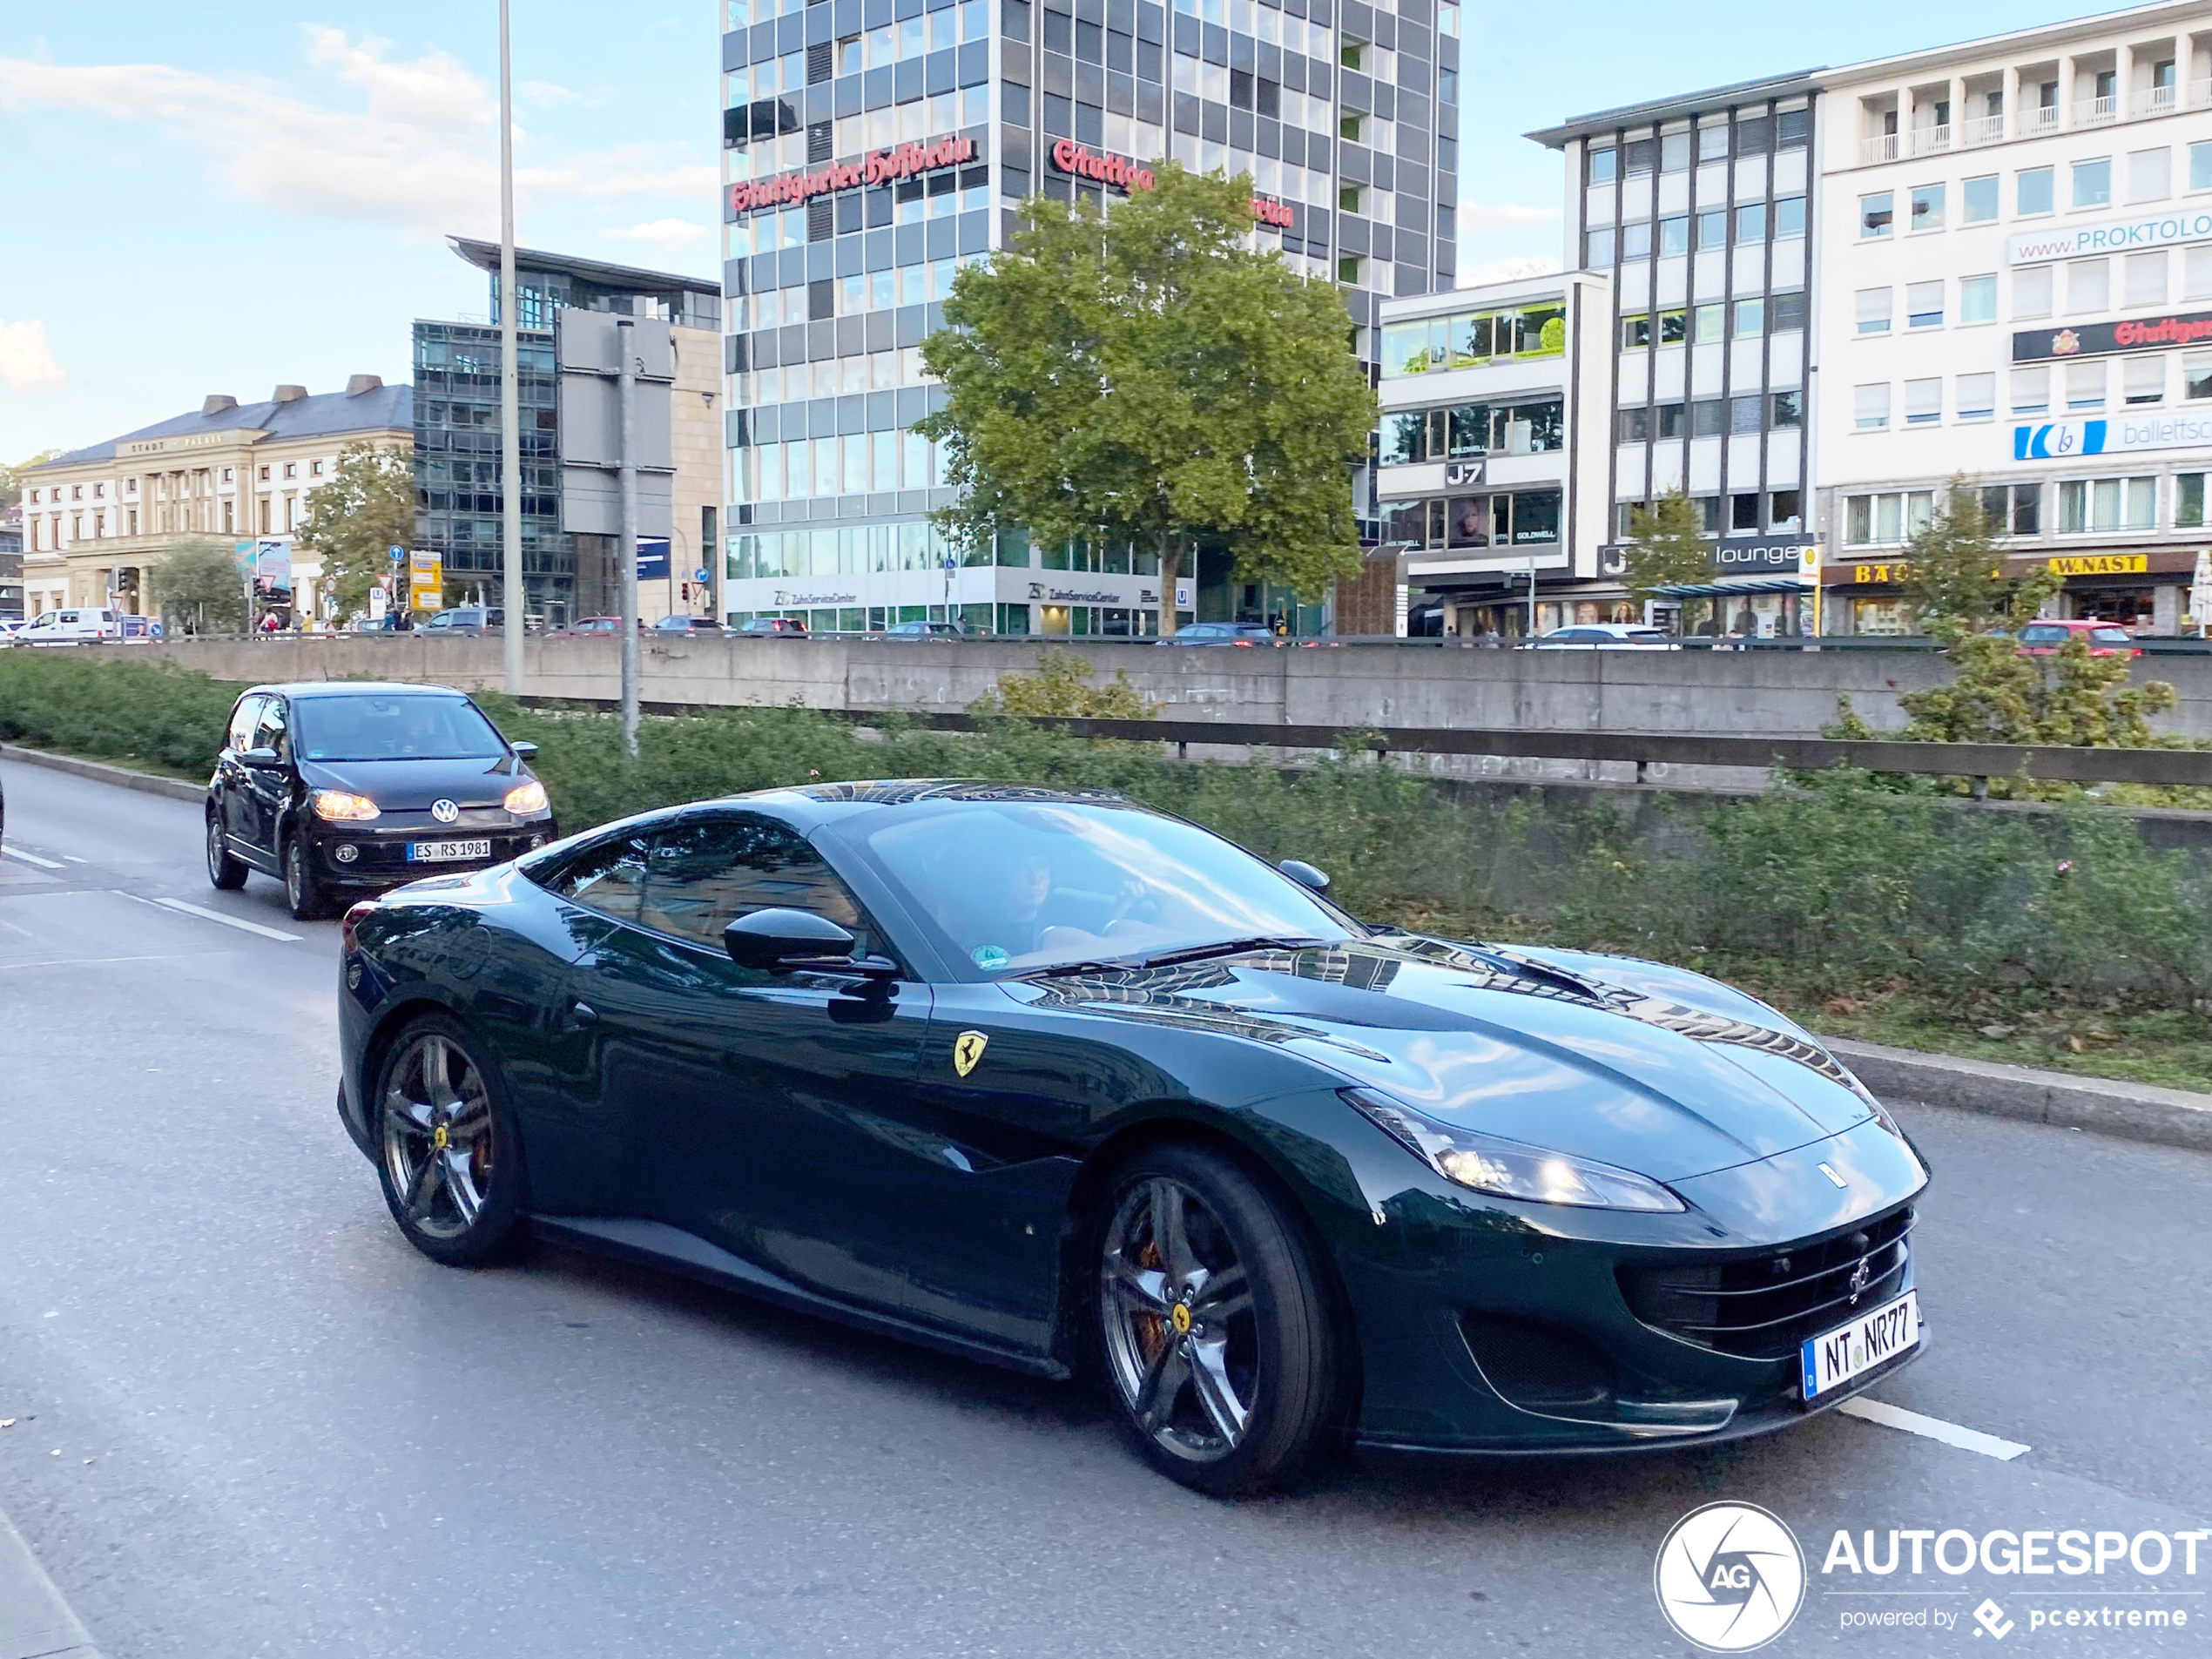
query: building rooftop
1527 70 1822 148
33 381 414 471
446 236 719 303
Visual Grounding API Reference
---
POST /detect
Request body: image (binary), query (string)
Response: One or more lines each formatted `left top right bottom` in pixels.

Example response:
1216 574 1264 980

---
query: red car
2015 619 2140 658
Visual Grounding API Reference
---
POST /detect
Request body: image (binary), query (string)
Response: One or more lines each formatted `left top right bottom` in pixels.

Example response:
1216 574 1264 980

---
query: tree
294 441 414 622
1623 487 1712 631
917 165 1378 636
152 539 250 636
1904 479 2058 639
1 449 64 512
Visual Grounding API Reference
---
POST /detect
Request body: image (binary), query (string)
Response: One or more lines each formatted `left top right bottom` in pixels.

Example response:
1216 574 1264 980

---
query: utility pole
497 0 525 694
617 316 640 755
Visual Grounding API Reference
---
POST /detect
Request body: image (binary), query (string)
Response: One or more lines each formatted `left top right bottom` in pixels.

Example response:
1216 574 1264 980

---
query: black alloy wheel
206 813 246 890
1096 1143 1341 1496
374 1015 526 1266
283 834 326 921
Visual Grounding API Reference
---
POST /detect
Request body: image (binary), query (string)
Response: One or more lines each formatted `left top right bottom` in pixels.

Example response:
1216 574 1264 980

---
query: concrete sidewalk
0 1503 100 1659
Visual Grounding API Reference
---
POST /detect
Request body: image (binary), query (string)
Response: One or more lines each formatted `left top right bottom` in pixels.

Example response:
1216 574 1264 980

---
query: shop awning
1653 578 1811 597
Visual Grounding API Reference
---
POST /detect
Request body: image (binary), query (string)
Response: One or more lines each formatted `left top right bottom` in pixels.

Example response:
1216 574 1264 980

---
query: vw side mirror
240 747 283 769
510 740 540 761
1278 859 1330 893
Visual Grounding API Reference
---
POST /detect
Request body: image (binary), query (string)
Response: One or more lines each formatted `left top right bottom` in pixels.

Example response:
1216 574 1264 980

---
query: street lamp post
497 0 525 695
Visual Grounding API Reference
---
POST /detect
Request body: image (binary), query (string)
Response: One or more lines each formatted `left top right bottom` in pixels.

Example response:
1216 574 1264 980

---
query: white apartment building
1817 0 2212 634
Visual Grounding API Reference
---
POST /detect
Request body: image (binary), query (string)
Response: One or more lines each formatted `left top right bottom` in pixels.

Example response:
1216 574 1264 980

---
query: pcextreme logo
1656 1502 1808 1651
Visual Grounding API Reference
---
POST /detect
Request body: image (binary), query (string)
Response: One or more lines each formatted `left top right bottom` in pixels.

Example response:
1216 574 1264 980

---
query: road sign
388 544 406 564
408 549 443 611
556 309 675 536
693 567 710 583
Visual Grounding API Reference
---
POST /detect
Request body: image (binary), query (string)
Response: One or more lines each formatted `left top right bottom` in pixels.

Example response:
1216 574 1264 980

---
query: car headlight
503 780 549 815
1342 1087 1685 1213
310 789 381 822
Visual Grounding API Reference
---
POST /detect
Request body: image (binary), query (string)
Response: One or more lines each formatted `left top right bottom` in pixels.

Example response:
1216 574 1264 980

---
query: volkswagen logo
430 799 461 824
1654 1502 1805 1651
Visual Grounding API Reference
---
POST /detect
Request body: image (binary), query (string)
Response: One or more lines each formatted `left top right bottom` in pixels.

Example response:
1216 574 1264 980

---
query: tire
206 813 247 890
1095 1143 1341 1497
283 833 326 921
372 1015 528 1266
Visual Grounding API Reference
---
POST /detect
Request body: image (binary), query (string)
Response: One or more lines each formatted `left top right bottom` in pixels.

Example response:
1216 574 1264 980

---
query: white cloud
600 218 711 254
1457 256 1562 287
522 79 582 107
0 30 710 245
0 319 67 392
1455 200 1557 233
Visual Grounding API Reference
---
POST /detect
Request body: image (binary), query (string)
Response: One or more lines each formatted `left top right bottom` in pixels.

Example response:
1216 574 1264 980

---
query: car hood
1021 934 1876 1183
296 754 523 810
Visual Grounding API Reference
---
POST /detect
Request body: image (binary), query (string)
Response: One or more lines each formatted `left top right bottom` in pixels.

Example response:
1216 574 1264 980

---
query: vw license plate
407 839 492 862
1801 1289 1919 1401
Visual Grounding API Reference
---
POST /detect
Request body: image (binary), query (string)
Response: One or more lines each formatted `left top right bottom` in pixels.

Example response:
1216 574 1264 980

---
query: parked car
419 606 508 637
205 681 555 921
1526 624 1676 650
2015 619 2139 658
880 620 973 641
733 617 808 637
12 606 122 646
0 620 27 645
546 616 642 639
1157 622 1281 647
653 615 725 637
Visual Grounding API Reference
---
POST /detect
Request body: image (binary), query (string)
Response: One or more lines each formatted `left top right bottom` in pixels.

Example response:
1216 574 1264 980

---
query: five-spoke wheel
1096 1144 1340 1495
375 1016 524 1264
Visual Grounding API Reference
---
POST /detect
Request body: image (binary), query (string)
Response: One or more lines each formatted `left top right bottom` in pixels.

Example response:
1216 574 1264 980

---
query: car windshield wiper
1129 935 1335 970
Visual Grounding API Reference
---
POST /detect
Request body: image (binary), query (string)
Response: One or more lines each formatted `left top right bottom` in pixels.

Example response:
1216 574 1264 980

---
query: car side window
543 832 651 922
638 815 877 956
251 697 289 757
226 695 265 753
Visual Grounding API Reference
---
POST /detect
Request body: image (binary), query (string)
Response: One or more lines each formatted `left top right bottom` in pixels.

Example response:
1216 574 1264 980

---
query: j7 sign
730 135 975 215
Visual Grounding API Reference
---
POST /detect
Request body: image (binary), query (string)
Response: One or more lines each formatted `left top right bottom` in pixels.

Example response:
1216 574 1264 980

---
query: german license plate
407 839 491 862
1801 1290 1920 1401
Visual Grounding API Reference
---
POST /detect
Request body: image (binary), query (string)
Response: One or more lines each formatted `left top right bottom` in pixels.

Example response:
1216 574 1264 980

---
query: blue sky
0 0 2098 461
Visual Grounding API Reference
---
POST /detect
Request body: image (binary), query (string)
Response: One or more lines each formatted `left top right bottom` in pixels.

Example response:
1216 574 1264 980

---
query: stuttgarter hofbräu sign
730 135 976 214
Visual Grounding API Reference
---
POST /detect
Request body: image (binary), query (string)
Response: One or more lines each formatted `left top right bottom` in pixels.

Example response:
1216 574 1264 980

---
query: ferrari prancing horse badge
953 1030 988 1076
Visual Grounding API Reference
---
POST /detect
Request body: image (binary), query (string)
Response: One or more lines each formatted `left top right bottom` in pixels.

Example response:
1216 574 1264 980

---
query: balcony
2075 93 2119 127
1912 122 1952 155
1859 132 1901 165
2135 83 2179 118
2020 104 2060 136
1963 111 2006 145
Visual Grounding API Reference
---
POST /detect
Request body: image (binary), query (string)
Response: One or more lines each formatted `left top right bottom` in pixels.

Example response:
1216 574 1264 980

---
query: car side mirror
240 747 283 769
509 741 539 761
1278 859 1330 893
723 907 898 979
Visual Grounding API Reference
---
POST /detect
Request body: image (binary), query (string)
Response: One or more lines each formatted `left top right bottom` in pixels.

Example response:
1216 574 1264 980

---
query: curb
0 1501 103 1659
1830 1036 2212 1154
0 744 204 805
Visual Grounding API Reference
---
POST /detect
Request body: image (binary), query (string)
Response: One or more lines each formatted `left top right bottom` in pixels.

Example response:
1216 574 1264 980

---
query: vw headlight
1342 1087 1684 1213
503 780 549 815
310 789 381 823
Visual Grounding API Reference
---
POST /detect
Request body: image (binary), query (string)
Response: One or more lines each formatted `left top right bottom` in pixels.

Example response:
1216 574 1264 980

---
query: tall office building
718 0 1463 635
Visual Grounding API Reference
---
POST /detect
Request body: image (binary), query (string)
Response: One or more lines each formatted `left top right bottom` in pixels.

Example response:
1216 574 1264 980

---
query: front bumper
1339 1116 1930 1454
300 811 556 890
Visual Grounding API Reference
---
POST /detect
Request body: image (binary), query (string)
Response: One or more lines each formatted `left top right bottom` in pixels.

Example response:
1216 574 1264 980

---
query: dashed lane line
1839 1397 2031 1460
125 892 305 944
1 845 65 870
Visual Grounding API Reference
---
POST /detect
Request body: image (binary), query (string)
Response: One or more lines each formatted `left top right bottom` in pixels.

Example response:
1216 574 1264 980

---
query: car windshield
293 695 508 761
2019 625 2067 644
842 799 1357 976
2091 626 2131 645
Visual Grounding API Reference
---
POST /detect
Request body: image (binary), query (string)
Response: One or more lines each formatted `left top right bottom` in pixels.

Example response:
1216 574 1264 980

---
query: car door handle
561 1000 597 1029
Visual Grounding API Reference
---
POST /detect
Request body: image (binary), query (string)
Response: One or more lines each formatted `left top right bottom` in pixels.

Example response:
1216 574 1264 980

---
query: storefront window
1381 412 1426 464
1447 495 1487 547
1453 313 1494 363
1508 490 1562 544
1447 403 1489 457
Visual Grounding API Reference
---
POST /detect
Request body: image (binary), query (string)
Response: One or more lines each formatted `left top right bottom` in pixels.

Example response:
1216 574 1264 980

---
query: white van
15 607 122 645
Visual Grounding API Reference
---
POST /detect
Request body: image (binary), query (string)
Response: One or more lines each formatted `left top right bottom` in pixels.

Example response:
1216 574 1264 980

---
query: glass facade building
719 0 1461 633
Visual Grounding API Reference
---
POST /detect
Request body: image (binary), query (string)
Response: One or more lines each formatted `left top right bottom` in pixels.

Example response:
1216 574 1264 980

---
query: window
2124 356 2165 406
1854 382 1891 431
1905 378 1941 425
1775 195 1806 239
2073 158 2112 209
2188 246 2212 300
2194 142 2212 192
1730 492 1760 532
1693 302 1724 343
1954 273 1995 325
1770 490 1802 531
2126 250 2168 308
1860 191 1894 238
1780 108 1811 149
2012 365 2051 414
2179 473 2208 529
1661 132 1690 172
283 462 297 479
1844 492 1935 545
1732 297 1764 337
1910 183 1945 231
1621 219 1652 260
636 816 875 955
1729 395 1762 435
1337 254 1363 285
310 460 324 476
1736 201 1767 243
1617 406 1650 442
1585 226 1615 266
1962 175 1999 223
2058 476 2156 533
1655 401 1687 440
1624 138 1656 176
1339 36 1364 70
1588 145 1617 185
1770 389 1803 428
1696 209 1728 249
1621 313 1652 349
1957 372 1995 419
1978 482 2042 536
2187 353 2212 400
2128 147 2172 204
1658 215 1689 257
1691 397 1725 437
2018 165 2054 216
1339 183 1365 213
2067 259 2109 314
2014 265 2054 318
1771 291 1806 331
1658 308 1688 345
1697 124 1729 162
1906 280 1944 328
2066 360 2107 409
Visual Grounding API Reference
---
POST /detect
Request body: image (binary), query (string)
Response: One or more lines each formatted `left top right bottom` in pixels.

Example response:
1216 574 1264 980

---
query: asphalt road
2 758 2208 1658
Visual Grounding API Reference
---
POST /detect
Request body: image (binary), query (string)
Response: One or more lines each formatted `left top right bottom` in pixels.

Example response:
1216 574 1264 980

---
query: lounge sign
1048 139 1296 227
730 135 975 214
2013 310 2212 362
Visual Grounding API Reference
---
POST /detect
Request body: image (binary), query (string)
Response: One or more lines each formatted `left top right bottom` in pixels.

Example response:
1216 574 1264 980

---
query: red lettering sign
2114 315 2212 348
1047 140 1293 228
730 134 975 215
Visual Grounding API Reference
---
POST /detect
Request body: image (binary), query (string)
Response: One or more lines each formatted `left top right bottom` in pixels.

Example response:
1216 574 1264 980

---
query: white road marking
2 845 65 869
0 953 233 970
143 895 304 943
61 854 89 864
1839 1398 2031 1460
